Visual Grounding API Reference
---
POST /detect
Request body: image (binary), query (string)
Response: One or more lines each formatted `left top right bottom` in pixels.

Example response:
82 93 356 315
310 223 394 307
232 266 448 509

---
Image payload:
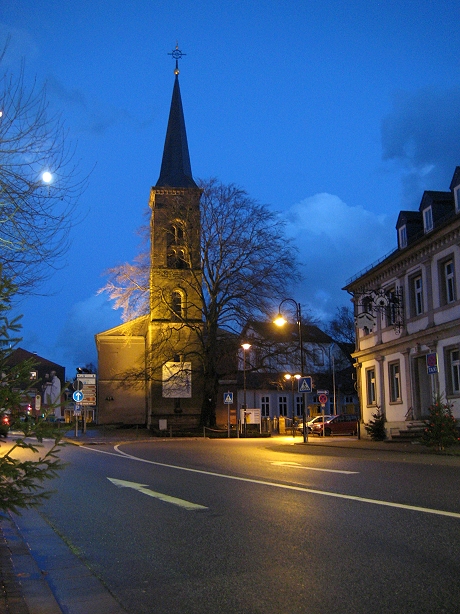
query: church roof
155 74 197 189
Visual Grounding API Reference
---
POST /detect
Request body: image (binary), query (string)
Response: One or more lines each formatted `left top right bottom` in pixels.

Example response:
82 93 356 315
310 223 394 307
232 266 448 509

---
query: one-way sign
298 377 312 393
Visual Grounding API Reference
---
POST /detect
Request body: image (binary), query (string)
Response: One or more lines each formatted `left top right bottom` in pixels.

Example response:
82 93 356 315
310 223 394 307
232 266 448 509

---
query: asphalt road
38 438 460 614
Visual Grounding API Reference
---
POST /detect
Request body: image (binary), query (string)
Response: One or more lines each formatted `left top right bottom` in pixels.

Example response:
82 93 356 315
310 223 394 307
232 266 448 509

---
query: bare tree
99 178 300 425
327 305 355 346
0 56 87 291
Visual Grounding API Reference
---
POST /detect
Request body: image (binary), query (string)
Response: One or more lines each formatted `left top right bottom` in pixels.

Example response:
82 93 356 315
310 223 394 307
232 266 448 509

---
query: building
220 320 357 431
344 167 460 438
96 51 205 428
4 348 65 419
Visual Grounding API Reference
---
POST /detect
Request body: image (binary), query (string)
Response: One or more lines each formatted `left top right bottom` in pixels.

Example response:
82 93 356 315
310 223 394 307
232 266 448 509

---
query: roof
155 74 197 189
5 348 64 369
244 320 333 344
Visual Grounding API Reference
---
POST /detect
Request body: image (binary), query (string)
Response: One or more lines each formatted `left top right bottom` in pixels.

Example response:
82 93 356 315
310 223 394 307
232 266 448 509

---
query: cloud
381 87 460 207
54 294 121 373
285 193 395 321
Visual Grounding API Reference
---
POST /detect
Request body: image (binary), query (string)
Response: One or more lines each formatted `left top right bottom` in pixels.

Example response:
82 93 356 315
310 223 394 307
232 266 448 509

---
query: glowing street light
274 298 308 442
284 373 301 420
240 343 251 438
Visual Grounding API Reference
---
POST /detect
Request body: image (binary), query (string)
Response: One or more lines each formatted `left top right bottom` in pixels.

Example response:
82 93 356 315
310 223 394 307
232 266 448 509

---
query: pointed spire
155 45 197 189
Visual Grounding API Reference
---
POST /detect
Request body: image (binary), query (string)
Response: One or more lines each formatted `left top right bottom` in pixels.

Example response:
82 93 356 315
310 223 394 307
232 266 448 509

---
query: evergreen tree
364 407 386 441
0 274 65 514
422 396 458 452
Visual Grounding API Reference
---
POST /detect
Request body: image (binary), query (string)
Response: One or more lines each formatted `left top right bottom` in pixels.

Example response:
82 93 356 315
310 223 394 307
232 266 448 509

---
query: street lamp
284 373 301 421
274 298 308 442
241 343 251 438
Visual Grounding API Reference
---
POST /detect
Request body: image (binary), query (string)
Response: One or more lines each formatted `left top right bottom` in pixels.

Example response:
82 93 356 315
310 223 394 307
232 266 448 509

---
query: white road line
107 477 208 511
270 461 358 474
80 444 460 520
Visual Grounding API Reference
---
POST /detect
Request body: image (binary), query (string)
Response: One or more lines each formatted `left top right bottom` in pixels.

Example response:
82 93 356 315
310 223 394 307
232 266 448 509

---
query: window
167 223 190 269
410 274 423 316
447 349 460 395
366 368 376 405
389 362 401 402
455 186 460 214
295 395 303 417
439 258 456 305
171 291 183 320
261 396 270 417
423 207 433 232
385 288 398 327
278 396 288 416
444 260 456 304
399 225 407 248
313 348 324 366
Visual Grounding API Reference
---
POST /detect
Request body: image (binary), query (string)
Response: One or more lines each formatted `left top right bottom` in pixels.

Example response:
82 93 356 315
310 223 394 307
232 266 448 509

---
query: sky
1 0 460 379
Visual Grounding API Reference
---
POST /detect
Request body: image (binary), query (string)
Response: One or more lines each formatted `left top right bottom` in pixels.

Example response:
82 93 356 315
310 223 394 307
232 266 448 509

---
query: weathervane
168 43 186 75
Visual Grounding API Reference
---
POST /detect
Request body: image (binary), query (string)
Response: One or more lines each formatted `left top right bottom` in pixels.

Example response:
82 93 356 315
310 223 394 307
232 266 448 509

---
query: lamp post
284 373 301 418
274 298 308 442
241 343 251 438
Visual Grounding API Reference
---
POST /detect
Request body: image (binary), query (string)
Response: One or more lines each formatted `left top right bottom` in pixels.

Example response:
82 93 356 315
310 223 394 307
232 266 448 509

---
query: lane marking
107 477 208 511
79 445 460 520
270 461 358 474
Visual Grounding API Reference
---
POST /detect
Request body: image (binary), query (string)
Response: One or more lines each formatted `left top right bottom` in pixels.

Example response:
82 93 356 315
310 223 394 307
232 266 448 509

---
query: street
37 438 460 613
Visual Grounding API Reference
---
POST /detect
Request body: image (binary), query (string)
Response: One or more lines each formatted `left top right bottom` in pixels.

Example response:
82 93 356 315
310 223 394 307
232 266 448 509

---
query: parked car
0 414 10 437
296 415 332 433
311 414 358 436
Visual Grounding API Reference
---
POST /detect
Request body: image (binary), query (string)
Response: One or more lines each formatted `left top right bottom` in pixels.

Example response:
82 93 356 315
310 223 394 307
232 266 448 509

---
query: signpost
224 392 234 438
317 390 329 437
299 376 313 442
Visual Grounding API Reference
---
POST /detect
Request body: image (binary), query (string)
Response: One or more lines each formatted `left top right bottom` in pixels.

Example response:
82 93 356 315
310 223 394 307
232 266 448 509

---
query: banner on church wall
162 362 192 398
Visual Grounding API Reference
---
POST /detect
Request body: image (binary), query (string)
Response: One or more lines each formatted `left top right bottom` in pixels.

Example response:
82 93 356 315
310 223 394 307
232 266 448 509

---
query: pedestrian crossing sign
224 392 234 404
298 377 312 393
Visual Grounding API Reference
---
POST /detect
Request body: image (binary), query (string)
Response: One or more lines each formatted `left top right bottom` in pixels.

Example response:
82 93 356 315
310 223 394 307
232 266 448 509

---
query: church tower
148 47 202 324
146 46 204 422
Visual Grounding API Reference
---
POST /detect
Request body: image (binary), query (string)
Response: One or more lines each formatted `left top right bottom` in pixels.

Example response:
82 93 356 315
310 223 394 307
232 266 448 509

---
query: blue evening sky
1 0 460 377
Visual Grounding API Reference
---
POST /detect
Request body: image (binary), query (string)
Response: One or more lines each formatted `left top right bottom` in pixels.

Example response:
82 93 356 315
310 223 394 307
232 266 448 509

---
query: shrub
422 396 458 452
364 408 386 441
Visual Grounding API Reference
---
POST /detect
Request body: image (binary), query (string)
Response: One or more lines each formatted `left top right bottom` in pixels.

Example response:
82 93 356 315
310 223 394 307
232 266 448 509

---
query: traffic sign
426 353 438 374
318 393 328 405
224 392 234 404
298 377 312 393
73 390 84 403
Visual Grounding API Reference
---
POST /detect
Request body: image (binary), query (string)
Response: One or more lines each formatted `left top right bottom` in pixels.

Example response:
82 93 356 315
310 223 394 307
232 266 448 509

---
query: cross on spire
168 43 186 75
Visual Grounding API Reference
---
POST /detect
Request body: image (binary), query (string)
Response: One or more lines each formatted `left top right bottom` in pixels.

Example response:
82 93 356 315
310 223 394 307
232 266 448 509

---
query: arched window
166 222 190 269
171 290 185 320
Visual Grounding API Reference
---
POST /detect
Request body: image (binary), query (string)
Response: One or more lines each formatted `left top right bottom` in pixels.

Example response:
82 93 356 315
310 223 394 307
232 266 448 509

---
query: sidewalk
1 509 126 614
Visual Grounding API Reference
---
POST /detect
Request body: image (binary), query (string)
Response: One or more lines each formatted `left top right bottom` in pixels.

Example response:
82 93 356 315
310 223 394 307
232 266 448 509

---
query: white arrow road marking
107 478 208 511
271 461 358 474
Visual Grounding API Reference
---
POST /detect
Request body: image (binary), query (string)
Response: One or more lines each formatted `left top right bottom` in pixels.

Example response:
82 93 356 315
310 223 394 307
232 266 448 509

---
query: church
96 49 208 429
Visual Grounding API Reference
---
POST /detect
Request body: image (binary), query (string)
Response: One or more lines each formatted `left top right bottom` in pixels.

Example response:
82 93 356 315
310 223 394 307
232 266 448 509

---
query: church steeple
155 45 197 189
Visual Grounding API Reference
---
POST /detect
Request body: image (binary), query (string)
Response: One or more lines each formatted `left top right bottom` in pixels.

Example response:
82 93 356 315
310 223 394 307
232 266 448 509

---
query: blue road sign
73 390 84 403
298 377 312 393
224 392 234 404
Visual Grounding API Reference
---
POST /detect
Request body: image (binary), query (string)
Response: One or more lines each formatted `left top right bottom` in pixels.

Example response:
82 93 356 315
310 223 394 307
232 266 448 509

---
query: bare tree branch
0 58 88 291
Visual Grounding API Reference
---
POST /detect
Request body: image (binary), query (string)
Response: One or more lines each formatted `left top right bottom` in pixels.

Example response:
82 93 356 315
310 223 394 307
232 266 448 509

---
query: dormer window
423 206 433 232
398 225 407 248
455 185 460 214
